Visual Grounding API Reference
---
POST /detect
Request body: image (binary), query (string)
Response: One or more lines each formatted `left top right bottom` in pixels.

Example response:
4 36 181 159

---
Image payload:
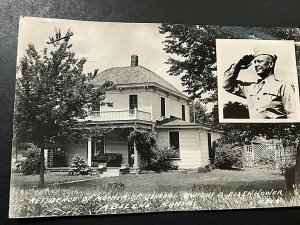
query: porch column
133 140 139 169
87 138 92 166
44 149 48 168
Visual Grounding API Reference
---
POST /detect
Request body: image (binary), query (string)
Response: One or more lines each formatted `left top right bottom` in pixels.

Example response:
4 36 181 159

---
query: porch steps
101 167 121 177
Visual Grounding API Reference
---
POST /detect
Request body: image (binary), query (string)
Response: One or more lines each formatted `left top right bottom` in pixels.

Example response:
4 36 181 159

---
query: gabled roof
91 66 188 99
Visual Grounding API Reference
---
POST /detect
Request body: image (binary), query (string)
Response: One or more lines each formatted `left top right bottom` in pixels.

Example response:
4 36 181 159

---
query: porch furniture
92 153 122 167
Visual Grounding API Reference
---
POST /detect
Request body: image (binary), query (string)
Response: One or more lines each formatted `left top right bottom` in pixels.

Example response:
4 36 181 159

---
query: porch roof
156 119 211 131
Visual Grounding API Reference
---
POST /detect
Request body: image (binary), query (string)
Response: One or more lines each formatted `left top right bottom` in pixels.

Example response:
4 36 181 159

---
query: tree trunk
294 141 300 186
39 146 45 188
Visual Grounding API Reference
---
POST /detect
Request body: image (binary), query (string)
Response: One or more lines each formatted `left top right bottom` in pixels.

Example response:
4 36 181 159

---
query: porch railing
86 109 152 122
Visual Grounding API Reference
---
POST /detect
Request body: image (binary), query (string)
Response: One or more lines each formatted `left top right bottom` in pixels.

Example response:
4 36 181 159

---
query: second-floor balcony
85 109 152 122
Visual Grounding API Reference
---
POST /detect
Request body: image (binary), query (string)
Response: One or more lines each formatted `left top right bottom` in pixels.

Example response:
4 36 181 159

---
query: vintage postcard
9 17 300 218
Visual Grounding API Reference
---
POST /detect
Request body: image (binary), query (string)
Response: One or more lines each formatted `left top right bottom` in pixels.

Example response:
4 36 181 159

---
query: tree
223 101 249 119
14 29 114 187
189 99 208 124
159 24 300 187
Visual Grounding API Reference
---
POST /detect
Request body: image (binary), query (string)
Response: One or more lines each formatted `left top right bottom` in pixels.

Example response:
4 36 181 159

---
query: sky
17 17 185 93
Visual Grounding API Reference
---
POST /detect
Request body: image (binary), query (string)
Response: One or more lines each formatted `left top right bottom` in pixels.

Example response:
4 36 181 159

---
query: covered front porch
46 121 154 173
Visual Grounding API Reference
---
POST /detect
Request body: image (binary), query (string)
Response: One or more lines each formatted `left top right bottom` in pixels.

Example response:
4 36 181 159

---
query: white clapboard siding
199 131 210 166
156 129 204 169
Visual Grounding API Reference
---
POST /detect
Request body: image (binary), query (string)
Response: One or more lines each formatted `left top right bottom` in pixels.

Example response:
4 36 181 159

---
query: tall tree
160 24 300 186
189 99 208 124
14 30 114 187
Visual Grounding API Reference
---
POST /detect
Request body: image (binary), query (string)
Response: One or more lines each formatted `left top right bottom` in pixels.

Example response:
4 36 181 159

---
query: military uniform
223 63 297 119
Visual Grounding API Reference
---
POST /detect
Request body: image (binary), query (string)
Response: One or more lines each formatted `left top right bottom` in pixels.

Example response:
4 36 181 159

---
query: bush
197 165 214 173
128 129 156 169
214 143 243 170
148 146 179 172
21 145 42 175
69 155 91 175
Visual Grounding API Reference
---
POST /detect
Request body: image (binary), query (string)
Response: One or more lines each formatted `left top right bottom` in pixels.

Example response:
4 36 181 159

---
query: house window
169 131 180 158
92 135 105 156
161 97 165 117
129 95 138 113
207 133 212 158
92 101 101 111
182 105 186 121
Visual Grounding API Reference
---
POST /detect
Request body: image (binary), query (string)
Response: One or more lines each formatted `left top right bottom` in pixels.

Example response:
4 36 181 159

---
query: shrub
197 165 213 173
148 146 179 172
69 155 91 175
128 129 156 169
214 143 243 170
20 145 42 175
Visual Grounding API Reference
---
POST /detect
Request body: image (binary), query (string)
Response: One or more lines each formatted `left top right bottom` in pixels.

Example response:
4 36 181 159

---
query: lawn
11 168 286 192
10 168 297 218
10 173 101 188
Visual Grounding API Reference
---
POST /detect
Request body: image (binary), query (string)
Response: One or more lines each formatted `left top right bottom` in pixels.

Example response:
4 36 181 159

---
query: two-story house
46 55 221 171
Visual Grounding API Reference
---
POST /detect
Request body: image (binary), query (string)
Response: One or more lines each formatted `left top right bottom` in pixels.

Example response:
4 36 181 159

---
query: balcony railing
85 109 152 122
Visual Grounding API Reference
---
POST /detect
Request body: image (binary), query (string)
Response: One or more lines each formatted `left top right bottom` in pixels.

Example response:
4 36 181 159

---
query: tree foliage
159 24 300 102
160 24 300 186
128 129 156 169
14 29 114 186
159 24 300 144
223 101 249 119
14 30 114 148
189 99 208 124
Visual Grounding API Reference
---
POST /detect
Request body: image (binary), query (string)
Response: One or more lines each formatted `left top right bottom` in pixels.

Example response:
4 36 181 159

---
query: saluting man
223 50 297 119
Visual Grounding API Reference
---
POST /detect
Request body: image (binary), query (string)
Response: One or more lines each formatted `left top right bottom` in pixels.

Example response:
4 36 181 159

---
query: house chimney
131 55 138 66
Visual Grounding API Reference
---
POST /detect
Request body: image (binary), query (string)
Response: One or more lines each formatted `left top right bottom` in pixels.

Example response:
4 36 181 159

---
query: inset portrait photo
216 39 300 123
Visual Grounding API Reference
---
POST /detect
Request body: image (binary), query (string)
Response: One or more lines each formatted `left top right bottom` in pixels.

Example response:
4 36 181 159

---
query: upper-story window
161 97 166 117
182 104 186 121
129 95 138 113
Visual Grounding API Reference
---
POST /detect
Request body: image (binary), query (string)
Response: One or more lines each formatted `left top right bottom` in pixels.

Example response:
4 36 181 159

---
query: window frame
168 130 181 159
92 135 106 156
129 94 138 111
182 104 186 121
161 97 166 117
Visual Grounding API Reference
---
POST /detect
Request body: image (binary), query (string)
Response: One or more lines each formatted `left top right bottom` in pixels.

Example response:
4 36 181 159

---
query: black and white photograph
9 17 300 218
217 39 300 123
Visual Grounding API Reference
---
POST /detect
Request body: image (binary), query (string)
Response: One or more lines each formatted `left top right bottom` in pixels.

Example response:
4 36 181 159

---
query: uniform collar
257 74 277 84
